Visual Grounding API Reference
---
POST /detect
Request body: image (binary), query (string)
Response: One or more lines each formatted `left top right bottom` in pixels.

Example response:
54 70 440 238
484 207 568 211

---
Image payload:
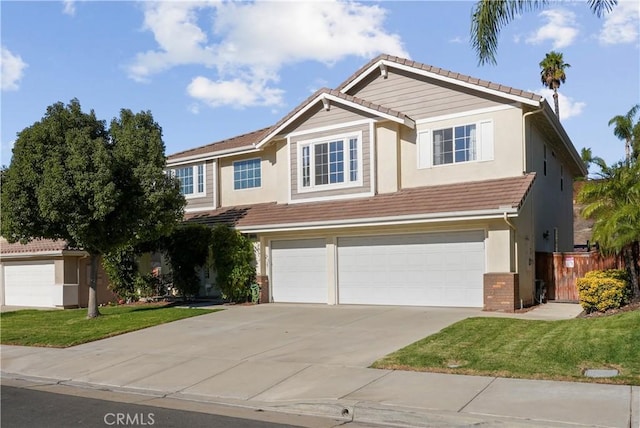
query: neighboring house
0 238 114 308
167 54 587 311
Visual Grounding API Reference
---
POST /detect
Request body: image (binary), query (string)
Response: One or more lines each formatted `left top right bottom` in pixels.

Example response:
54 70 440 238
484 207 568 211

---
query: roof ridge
335 53 542 102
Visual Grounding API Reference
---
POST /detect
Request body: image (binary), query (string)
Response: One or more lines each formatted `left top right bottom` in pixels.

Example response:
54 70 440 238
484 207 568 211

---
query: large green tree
579 107 640 298
471 0 617 65
1 99 185 317
539 51 570 118
608 104 640 163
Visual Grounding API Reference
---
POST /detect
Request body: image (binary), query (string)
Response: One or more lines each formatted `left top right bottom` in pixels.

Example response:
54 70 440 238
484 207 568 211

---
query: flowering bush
577 269 630 313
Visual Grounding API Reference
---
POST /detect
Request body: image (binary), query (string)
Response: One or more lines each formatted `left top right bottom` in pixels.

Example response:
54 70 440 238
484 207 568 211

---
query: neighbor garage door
271 239 327 303
4 261 55 307
337 231 485 307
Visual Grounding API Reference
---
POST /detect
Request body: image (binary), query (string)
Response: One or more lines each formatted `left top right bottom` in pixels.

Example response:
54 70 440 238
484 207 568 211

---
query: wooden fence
535 251 625 302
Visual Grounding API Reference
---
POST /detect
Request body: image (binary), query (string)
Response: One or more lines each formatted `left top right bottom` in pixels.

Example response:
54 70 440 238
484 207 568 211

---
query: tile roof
1 238 71 255
168 54 544 162
336 54 542 102
256 88 413 145
167 87 413 161
185 173 536 231
167 127 271 161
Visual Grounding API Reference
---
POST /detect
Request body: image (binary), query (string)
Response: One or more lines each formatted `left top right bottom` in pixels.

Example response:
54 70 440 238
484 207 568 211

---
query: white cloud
1 46 28 91
63 0 76 16
128 1 407 107
449 36 464 44
536 88 586 121
526 9 578 49
187 76 285 108
599 0 640 45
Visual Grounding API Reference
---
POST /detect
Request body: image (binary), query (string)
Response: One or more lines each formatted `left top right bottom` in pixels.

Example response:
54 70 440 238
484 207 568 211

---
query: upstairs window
234 158 261 190
433 124 476 165
418 120 493 169
299 133 361 191
175 164 206 197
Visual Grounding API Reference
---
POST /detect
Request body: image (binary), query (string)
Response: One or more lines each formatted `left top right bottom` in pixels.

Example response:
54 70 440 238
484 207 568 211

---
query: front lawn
0 304 218 348
372 310 640 385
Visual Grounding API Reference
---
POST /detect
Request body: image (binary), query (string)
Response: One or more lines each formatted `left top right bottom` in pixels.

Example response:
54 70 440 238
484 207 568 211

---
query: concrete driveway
1 304 476 397
94 303 477 366
3 303 636 428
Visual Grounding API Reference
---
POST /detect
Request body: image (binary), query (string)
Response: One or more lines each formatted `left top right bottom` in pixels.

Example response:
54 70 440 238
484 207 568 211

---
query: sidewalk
1 303 637 427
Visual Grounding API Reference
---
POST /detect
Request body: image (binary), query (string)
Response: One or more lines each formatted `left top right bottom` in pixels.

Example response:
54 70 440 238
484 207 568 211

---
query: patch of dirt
577 298 640 318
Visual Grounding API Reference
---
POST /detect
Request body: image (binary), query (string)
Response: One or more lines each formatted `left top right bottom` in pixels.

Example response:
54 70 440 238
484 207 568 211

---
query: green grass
372 310 640 385
0 304 219 348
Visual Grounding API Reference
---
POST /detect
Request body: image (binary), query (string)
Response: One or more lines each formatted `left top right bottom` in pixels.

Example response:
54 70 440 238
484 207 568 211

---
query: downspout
522 106 545 174
504 212 521 309
503 212 517 274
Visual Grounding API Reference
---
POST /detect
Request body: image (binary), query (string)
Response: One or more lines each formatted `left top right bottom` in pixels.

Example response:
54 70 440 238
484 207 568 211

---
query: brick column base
484 273 519 312
256 275 269 304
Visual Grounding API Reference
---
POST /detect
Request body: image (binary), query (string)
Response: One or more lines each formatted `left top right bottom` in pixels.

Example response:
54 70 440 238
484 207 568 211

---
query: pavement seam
456 376 497 413
629 384 634 428
168 359 246 394
246 364 313 400
338 368 394 400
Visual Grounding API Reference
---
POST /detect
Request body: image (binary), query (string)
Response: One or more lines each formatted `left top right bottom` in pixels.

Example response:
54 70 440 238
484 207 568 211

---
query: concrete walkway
1 303 637 427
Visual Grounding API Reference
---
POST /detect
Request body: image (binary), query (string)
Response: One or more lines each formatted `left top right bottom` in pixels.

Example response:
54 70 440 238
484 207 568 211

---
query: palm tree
471 0 618 65
579 159 640 298
608 104 640 163
539 51 570 118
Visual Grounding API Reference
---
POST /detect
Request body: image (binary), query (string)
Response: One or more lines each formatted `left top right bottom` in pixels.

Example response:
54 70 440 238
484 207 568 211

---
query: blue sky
2 1 639 169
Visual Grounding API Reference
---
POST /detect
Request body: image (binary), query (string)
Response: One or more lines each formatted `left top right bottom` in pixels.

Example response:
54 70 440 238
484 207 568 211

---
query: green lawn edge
372 310 640 385
0 304 221 348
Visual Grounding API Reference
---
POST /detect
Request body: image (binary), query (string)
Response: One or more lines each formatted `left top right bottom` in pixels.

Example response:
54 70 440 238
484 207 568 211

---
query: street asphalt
1 303 637 428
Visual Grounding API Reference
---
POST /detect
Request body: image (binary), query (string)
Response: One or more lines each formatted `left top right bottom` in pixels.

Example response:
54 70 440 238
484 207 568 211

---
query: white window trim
232 157 263 191
172 164 206 199
296 131 363 194
417 120 493 169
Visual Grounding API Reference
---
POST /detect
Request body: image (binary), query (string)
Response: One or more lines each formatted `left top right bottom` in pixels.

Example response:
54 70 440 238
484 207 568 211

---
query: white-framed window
174 164 206 197
417 120 493 169
233 158 261 190
297 132 362 191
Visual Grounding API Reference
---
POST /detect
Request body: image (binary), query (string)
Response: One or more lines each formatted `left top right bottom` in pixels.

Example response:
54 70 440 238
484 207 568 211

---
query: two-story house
167 54 586 312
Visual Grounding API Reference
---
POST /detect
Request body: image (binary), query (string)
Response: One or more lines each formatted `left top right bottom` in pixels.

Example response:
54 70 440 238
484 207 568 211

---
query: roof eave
237 207 519 234
341 58 541 108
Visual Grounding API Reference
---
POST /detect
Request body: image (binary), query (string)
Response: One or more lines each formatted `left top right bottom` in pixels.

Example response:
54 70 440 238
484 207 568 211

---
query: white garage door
337 231 485 307
4 262 55 307
271 239 327 303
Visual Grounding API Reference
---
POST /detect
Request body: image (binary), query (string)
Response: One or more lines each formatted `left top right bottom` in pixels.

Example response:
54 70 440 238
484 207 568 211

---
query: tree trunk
87 253 101 318
631 241 640 299
553 90 560 118
624 244 640 300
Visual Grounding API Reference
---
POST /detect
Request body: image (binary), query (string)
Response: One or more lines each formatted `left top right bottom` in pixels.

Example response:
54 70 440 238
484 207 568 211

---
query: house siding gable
347 68 507 120
289 123 372 201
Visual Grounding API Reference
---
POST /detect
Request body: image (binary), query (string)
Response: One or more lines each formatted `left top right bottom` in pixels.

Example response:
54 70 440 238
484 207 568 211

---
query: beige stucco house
0 238 115 308
168 54 586 311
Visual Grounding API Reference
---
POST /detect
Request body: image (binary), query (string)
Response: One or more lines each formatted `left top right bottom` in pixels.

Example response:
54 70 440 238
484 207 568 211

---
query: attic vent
379 63 388 79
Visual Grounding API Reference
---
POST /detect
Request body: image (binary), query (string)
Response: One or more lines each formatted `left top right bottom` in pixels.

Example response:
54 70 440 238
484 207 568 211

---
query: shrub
103 246 139 300
161 224 212 297
577 269 631 313
210 224 256 303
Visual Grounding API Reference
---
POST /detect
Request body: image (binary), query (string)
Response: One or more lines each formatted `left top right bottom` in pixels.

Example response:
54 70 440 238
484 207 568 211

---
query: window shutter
417 130 431 169
479 121 494 161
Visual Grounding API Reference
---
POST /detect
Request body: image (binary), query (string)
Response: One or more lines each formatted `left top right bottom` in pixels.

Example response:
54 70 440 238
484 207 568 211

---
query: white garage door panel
271 239 327 303
338 231 485 307
4 262 55 307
